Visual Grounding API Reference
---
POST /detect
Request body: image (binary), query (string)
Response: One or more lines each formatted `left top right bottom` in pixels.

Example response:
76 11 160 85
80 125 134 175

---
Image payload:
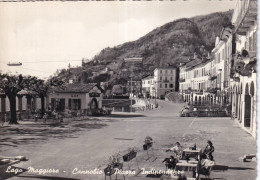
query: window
253 31 257 51
69 99 81 110
165 84 168 88
160 70 162 73
170 84 173 88
170 77 173 80
160 84 162 88
160 77 162 80
171 70 173 74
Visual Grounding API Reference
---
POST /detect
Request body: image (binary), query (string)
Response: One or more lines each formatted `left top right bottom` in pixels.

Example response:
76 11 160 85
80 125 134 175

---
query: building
141 67 177 99
126 80 142 97
141 76 154 98
123 57 143 72
0 90 40 113
152 67 177 98
230 0 257 137
179 28 233 106
0 90 43 121
179 54 213 105
48 83 104 112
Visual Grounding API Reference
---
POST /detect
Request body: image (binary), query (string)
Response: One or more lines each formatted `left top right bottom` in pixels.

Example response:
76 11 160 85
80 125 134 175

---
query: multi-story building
126 80 142 96
141 67 177 99
152 67 177 98
179 27 233 106
141 76 154 98
230 0 257 137
179 54 213 105
179 0 257 138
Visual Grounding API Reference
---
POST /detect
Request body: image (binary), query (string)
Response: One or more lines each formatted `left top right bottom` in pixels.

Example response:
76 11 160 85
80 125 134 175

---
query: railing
223 81 229 88
179 78 185 83
208 75 217 81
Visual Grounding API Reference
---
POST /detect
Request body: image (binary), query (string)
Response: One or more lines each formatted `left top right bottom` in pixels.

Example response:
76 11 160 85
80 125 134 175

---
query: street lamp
154 80 161 108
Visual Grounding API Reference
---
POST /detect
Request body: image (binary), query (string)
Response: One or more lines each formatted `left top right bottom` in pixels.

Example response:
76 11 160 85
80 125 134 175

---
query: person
198 154 215 175
202 140 214 160
162 156 176 170
166 142 182 159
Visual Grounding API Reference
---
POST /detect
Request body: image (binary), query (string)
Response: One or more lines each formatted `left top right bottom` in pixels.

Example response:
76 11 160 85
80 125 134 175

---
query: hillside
56 10 233 88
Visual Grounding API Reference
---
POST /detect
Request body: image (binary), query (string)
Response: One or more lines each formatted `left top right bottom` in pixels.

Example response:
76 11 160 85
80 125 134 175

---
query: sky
0 0 237 79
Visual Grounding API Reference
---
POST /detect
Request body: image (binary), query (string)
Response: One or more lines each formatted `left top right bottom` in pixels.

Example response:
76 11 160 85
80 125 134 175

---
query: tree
29 77 64 116
0 74 31 124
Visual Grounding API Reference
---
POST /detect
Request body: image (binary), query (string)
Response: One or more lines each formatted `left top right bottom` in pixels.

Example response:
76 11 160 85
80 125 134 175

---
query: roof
185 58 202 69
142 76 154 80
54 83 104 93
154 67 177 72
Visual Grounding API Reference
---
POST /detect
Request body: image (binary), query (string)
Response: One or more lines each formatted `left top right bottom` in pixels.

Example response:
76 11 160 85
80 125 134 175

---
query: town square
0 0 258 180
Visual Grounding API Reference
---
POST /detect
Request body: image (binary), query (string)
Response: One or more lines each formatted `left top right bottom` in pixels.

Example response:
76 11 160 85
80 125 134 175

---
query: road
0 100 257 180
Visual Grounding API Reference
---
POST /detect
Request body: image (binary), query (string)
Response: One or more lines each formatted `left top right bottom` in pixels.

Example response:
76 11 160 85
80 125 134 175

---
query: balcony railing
179 78 185 83
208 75 217 81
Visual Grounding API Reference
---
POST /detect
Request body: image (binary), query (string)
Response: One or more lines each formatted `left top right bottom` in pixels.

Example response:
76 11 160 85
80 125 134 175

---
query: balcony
208 75 217 81
223 81 229 88
163 80 169 83
179 78 185 83
232 0 257 35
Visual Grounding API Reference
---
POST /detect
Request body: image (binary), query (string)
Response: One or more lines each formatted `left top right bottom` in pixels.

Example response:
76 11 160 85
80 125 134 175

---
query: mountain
56 10 233 89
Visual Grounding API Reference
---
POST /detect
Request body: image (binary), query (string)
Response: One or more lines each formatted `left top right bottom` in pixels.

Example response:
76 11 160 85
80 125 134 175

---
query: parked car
180 106 190 117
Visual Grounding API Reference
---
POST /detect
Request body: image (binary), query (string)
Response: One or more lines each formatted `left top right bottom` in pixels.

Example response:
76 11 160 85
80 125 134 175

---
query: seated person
162 156 176 170
166 142 182 159
202 140 214 160
199 154 215 175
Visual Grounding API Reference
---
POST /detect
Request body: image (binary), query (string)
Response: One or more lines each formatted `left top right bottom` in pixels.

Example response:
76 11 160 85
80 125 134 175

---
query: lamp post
130 77 133 112
154 80 161 108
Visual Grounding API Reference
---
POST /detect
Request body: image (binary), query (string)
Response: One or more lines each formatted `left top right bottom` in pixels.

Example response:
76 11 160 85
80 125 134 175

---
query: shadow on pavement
107 114 145 118
0 119 108 151
14 174 80 180
146 173 163 178
213 165 254 172
0 166 27 180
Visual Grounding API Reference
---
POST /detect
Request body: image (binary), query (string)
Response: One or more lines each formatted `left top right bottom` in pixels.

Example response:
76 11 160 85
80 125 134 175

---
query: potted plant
123 147 138 162
104 153 123 176
143 136 153 150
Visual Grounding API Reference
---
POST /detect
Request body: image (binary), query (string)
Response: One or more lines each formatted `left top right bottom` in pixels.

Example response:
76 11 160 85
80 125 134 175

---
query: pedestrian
202 140 214 160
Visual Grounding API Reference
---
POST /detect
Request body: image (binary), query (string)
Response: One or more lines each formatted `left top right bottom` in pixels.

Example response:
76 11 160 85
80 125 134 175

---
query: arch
245 83 249 95
90 98 98 109
250 81 255 96
244 92 251 128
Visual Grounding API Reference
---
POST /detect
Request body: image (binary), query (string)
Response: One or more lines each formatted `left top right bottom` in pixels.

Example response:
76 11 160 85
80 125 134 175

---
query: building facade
230 0 257 137
152 67 177 98
141 76 154 98
126 80 142 97
48 83 104 113
141 67 177 99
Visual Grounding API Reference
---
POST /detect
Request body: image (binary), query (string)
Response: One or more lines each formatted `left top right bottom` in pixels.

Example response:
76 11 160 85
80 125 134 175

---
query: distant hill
56 10 233 89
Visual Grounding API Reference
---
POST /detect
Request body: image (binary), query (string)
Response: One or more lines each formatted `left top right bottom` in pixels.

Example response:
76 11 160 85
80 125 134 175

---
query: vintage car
180 106 190 117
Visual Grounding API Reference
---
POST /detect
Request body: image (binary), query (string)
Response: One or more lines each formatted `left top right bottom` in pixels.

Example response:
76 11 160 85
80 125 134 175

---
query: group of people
163 140 215 173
